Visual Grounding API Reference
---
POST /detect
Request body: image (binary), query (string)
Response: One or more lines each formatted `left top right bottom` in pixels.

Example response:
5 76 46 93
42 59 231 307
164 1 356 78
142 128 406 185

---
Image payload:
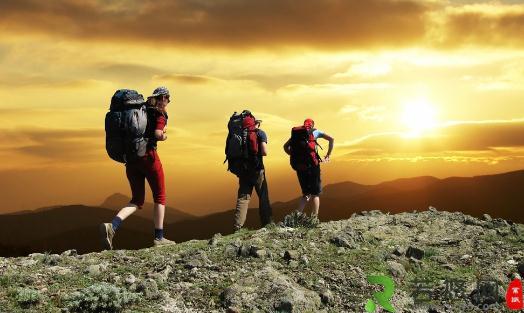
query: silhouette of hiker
100 86 175 249
284 118 334 217
225 111 273 231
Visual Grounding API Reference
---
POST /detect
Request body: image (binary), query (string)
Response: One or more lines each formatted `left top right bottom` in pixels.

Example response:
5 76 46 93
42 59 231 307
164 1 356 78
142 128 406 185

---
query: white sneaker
99 223 115 250
153 237 176 247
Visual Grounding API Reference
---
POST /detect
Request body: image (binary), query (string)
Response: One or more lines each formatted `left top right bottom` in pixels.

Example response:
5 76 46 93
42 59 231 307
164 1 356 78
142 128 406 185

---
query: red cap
304 118 314 128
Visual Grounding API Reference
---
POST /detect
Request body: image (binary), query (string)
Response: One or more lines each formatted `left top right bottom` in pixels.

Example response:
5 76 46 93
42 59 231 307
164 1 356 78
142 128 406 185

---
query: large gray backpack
105 89 149 163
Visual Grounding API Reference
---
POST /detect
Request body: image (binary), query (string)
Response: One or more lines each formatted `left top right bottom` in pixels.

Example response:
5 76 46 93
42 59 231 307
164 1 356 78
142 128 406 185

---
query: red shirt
145 109 167 151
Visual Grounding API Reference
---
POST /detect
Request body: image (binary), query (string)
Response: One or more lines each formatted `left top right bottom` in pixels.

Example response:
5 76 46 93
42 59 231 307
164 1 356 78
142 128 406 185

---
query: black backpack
289 125 321 171
224 110 259 175
105 89 149 163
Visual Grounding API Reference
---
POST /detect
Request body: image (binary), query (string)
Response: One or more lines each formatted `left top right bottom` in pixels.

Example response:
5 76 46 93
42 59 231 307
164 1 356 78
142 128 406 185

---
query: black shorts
296 165 321 196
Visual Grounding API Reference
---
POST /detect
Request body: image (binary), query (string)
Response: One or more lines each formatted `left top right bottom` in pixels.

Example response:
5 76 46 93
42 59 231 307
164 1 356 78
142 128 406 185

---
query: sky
0 0 524 215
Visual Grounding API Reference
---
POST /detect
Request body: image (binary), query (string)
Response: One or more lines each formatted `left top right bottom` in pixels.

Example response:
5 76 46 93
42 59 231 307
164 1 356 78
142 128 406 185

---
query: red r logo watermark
506 279 523 310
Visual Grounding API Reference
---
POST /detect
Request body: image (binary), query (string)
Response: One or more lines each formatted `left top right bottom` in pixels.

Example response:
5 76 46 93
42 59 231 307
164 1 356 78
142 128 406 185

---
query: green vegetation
64 282 139 313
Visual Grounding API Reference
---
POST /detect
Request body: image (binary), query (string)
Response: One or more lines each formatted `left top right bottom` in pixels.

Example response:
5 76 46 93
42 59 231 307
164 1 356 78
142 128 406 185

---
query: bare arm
320 133 334 160
260 141 268 156
283 139 292 155
155 127 167 141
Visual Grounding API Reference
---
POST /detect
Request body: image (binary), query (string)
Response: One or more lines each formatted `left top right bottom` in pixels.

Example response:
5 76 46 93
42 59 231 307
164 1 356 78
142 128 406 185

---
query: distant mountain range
1 170 523 257
99 192 197 224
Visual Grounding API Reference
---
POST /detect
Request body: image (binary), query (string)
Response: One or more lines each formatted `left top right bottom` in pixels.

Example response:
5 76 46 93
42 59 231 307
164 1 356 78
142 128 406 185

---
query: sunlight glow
401 98 439 137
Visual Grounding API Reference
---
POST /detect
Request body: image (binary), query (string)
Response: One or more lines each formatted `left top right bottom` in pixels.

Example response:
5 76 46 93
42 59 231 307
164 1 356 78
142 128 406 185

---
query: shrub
64 282 139 313
282 211 320 229
14 287 41 308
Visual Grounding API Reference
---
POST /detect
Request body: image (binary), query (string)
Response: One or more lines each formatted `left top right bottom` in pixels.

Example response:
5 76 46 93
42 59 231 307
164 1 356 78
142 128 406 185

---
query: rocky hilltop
1 209 523 313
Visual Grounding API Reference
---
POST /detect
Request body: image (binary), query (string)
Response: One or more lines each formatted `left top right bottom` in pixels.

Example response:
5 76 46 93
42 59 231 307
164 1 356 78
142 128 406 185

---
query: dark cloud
342 120 524 156
0 128 105 161
437 10 524 48
0 0 429 50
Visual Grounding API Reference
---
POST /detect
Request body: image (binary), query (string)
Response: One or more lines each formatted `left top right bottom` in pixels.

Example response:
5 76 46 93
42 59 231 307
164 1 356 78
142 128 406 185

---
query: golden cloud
340 119 524 157
0 127 105 162
153 74 217 84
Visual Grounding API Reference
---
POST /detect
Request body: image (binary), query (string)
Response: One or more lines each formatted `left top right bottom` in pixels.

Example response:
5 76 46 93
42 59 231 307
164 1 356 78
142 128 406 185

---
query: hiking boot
99 223 115 250
153 237 176 247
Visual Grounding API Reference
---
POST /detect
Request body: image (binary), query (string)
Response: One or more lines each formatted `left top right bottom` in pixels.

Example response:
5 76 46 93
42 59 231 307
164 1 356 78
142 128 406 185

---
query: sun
401 98 438 137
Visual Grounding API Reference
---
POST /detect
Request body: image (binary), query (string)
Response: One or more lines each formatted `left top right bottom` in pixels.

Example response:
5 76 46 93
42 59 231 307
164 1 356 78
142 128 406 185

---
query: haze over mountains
1 170 522 257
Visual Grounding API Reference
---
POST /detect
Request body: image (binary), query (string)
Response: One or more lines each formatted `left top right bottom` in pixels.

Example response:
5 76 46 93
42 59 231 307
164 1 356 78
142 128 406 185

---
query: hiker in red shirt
100 87 176 249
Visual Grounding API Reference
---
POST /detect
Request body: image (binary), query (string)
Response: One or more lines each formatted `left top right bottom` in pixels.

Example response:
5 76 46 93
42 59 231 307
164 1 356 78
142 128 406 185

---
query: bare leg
153 202 165 229
311 196 320 216
116 203 139 220
297 195 310 213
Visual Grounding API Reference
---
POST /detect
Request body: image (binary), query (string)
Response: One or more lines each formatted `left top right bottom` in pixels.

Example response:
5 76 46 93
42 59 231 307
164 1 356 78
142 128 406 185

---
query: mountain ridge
1 169 523 257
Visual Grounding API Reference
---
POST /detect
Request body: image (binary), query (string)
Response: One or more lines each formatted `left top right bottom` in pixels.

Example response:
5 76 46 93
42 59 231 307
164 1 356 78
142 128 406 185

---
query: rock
29 253 44 258
20 259 38 267
427 306 442 313
86 264 102 276
460 254 472 260
136 278 160 299
125 274 137 285
497 227 511 236
48 266 72 275
428 206 438 213
221 266 321 312
224 244 239 258
226 307 241 313
319 289 334 305
406 246 424 260
430 255 447 264
482 214 492 222
300 255 309 265
209 233 222 246
61 249 77 257
463 215 483 226
185 259 203 270
251 248 267 258
487 218 510 230
238 244 251 258
275 298 293 312
331 235 356 248
111 274 122 284
43 254 60 266
392 246 406 256
442 263 455 270
511 224 522 236
469 279 503 306
387 261 406 279
517 262 524 277
284 250 299 261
